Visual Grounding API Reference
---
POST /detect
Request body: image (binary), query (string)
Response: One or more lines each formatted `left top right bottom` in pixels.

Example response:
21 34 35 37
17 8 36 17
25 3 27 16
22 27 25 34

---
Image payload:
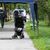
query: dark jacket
15 17 24 28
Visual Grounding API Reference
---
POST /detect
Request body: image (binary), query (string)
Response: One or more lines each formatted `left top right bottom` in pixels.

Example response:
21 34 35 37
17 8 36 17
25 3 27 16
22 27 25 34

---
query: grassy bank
25 21 50 50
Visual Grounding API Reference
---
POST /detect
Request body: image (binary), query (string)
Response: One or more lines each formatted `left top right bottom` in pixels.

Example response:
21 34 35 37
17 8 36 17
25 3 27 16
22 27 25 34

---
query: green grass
25 21 50 50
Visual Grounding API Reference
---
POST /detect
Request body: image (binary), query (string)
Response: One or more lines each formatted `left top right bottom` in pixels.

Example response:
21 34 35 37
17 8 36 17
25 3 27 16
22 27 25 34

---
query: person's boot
20 33 24 39
12 33 18 39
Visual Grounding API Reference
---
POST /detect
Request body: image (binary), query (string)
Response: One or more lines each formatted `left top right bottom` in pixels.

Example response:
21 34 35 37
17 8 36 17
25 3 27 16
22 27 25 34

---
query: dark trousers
14 17 24 33
0 17 4 28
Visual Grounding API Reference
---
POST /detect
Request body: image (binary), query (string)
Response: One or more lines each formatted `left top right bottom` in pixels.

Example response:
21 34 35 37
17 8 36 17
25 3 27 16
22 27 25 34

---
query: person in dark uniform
0 10 6 28
12 10 25 39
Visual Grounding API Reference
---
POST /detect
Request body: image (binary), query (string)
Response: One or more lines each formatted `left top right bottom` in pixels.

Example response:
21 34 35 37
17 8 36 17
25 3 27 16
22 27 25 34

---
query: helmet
14 10 18 16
